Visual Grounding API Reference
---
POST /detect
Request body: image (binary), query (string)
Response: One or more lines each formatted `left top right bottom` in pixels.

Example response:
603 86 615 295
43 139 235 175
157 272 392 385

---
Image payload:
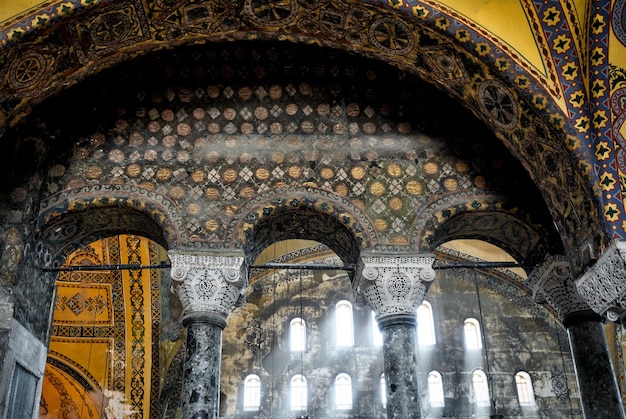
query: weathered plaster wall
210 248 581 418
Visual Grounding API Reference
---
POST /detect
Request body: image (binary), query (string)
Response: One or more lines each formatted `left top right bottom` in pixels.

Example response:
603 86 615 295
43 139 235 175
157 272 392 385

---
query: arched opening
0 31 588 418
418 301 436 346
515 371 535 406
220 238 368 416
427 370 445 408
334 373 353 410
40 234 170 418
335 300 354 347
472 369 491 407
243 374 262 412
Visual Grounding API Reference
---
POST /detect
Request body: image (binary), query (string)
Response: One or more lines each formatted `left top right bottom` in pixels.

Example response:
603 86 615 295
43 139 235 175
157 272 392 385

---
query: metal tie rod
43 260 532 272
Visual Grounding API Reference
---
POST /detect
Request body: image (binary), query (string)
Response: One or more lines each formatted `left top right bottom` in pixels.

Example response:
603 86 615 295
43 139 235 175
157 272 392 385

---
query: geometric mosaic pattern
43 235 162 418
0 0 610 274
33 43 563 267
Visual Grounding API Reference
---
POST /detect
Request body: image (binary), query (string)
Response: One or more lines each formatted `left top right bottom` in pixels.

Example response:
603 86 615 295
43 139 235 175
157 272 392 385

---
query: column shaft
168 251 247 419
566 316 625 419
180 315 225 419
380 314 421 419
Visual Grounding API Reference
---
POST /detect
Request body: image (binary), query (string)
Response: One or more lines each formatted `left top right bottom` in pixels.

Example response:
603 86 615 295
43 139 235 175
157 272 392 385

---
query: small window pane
515 371 535 406
428 371 445 407
372 311 383 346
291 375 307 411
335 373 353 410
290 318 306 352
418 301 436 346
472 369 490 406
243 374 261 411
336 301 354 347
464 318 482 350
380 373 387 409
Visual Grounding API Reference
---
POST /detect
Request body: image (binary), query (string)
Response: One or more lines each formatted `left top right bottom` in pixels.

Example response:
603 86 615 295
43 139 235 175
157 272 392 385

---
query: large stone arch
37 185 185 259
412 191 562 267
228 186 376 267
0 1 605 274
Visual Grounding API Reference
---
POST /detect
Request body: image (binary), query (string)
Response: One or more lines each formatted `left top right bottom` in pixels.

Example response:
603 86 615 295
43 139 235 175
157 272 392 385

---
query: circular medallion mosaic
478 80 518 130
244 0 298 26
89 12 132 47
369 18 415 56
9 52 48 90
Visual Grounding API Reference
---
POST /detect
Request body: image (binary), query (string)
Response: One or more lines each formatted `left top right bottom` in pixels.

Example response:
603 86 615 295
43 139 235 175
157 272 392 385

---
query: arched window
372 311 383 346
464 318 482 350
472 369 490 406
335 373 353 410
427 371 445 407
336 300 354 347
380 373 387 409
243 374 261 411
417 301 436 346
290 374 307 411
290 317 306 352
515 371 535 406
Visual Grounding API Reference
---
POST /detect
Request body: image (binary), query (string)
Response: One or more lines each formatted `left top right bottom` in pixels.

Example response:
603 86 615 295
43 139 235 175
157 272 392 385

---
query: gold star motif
411 5 429 19
604 202 620 222
542 7 561 26
574 116 590 132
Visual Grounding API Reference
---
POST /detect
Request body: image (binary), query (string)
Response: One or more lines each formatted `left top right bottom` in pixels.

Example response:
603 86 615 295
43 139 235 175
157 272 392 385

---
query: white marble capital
355 252 436 318
168 250 247 318
576 240 626 321
526 255 590 321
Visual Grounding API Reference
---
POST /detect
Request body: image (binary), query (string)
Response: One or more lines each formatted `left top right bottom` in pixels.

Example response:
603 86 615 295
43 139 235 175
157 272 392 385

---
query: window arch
290 317 306 352
335 373 353 410
515 371 535 406
243 374 261 411
371 311 383 346
417 301 436 346
427 371 445 407
472 369 490 406
380 373 387 409
290 374 307 411
464 318 482 350
336 300 354 347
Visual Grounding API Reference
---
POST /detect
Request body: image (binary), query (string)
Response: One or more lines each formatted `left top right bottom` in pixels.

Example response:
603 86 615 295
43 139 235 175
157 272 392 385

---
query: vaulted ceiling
3 0 626 272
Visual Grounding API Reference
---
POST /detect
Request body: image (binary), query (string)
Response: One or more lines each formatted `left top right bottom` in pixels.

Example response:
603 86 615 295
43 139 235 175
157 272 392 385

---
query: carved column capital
355 252 436 319
576 240 626 321
168 250 247 321
526 255 591 321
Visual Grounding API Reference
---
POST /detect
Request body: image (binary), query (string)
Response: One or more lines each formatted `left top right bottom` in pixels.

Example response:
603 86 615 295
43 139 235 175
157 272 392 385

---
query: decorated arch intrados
228 187 375 266
2 1 605 272
412 189 571 268
38 186 183 258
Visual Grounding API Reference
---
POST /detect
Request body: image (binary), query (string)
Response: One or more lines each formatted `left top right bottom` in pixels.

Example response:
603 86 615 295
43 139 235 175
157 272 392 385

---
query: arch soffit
1 1 582 151
46 353 101 393
227 186 376 266
1 1 604 268
413 192 559 265
38 185 184 255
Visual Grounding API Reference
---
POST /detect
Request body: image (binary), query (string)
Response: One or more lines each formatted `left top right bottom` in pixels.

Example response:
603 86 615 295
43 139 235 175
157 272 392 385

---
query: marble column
528 254 625 419
566 313 624 419
169 250 247 419
355 252 436 419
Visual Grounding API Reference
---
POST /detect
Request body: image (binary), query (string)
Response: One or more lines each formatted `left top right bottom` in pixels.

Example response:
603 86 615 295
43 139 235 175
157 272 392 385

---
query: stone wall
214 251 581 418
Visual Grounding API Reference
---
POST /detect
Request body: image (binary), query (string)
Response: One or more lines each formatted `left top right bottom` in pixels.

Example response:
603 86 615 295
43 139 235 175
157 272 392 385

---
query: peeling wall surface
215 248 581 418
